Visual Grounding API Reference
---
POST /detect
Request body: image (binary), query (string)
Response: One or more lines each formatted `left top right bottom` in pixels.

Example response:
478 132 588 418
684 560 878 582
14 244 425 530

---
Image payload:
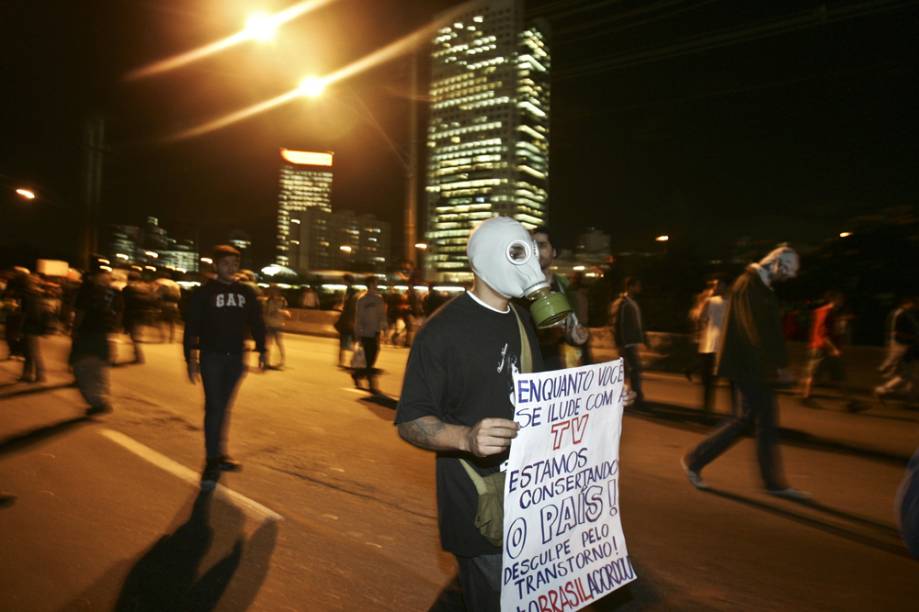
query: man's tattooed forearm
399 417 447 449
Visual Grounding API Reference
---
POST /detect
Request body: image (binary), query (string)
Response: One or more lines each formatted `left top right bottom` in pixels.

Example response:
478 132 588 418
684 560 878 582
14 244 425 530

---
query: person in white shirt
696 278 736 418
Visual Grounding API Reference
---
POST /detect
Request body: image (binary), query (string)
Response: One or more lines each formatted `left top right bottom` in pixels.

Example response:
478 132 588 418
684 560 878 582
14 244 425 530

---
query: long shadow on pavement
703 487 910 559
0 416 90 458
61 489 278 612
630 401 912 465
0 381 76 400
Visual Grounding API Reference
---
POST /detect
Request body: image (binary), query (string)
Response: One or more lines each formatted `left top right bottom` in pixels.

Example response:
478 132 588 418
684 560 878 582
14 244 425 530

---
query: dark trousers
620 344 643 403
21 334 44 381
700 353 737 415
358 336 380 385
456 553 501 612
200 352 245 460
125 318 144 363
685 379 786 490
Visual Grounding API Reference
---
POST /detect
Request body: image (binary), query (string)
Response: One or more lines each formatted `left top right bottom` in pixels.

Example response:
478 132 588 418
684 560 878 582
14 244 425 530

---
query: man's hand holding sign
503 359 636 612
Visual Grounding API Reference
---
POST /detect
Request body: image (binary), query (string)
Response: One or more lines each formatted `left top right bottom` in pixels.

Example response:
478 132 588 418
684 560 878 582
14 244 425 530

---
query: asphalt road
0 331 916 611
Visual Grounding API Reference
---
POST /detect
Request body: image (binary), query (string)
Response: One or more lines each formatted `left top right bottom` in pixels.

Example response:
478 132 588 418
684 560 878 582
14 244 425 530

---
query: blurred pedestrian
263 285 290 369
697 278 736 418
611 277 647 408
2 268 28 360
352 275 387 394
300 286 319 309
800 291 865 412
423 282 446 318
156 280 182 343
334 275 358 367
682 245 810 500
18 274 46 383
875 296 918 402
121 272 153 363
70 267 119 415
531 226 588 370
183 245 266 490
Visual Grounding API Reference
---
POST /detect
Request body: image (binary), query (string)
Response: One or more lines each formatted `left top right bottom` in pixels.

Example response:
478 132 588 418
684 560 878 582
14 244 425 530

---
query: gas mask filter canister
467 216 572 328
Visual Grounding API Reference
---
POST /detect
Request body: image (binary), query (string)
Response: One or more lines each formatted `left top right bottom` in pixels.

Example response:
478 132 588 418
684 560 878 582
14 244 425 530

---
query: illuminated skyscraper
276 148 334 266
425 0 549 281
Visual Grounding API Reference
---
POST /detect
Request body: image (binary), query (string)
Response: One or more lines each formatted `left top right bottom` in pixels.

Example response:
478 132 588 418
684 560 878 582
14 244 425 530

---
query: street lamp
839 231 852 238
655 235 670 243
298 75 327 98
244 11 279 42
15 188 36 201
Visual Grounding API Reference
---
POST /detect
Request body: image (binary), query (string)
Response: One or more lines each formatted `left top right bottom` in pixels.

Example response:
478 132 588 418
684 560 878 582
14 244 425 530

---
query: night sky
3 0 918 266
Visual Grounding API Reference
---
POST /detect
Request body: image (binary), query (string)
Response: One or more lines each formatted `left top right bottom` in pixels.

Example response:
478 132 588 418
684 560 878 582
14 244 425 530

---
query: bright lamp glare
16 188 36 200
839 231 852 238
244 12 278 42
655 235 670 242
298 75 326 98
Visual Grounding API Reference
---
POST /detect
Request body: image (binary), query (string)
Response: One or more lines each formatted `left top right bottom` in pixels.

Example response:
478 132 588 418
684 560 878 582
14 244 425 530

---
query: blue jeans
200 352 245 460
685 379 786 490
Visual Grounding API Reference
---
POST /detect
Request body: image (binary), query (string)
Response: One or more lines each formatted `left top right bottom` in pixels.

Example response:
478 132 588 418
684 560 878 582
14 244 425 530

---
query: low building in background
288 209 390 274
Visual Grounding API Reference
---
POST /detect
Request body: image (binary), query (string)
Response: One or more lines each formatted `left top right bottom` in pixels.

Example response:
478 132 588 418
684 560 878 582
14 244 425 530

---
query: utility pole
404 51 420 270
82 116 105 269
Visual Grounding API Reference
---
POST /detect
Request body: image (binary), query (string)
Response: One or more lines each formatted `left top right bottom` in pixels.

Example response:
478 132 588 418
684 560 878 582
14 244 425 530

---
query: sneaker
216 456 242 472
351 372 363 389
86 403 113 416
766 487 811 502
680 456 709 490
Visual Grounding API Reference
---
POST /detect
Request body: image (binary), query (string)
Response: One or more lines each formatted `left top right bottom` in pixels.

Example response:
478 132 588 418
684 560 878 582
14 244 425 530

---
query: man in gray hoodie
353 275 387 394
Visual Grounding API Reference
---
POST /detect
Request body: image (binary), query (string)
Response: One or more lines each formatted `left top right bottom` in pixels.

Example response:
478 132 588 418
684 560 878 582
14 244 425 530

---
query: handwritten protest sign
502 359 636 612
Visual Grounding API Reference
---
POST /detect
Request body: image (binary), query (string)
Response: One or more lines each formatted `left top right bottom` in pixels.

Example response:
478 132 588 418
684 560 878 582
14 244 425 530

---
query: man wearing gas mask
531 226 590 370
395 216 572 611
681 245 810 501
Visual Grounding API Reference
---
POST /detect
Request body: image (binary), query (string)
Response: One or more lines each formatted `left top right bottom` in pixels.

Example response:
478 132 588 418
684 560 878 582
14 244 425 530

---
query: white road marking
341 387 366 394
99 429 283 522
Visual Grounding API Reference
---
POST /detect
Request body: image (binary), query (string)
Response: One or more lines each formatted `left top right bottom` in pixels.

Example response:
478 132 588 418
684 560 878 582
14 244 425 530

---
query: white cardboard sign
502 359 636 611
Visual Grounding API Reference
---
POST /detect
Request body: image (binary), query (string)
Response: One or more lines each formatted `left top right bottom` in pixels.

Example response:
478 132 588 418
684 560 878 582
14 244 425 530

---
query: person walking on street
19 274 47 383
532 226 589 370
121 272 153 364
682 245 810 501
697 278 736 418
184 245 266 490
352 275 387 394
263 285 289 369
800 291 865 412
70 266 120 415
611 277 647 408
875 296 919 402
395 216 544 611
335 275 357 367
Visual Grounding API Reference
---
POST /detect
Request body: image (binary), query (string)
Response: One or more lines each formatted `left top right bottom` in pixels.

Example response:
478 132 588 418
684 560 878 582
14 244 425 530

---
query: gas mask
467 216 572 328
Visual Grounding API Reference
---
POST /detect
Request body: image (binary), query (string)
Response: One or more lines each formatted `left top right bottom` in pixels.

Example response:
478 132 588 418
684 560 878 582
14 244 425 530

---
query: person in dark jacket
682 245 810 501
611 277 647 408
335 275 358 367
19 274 46 383
121 273 154 364
70 267 120 414
183 245 266 490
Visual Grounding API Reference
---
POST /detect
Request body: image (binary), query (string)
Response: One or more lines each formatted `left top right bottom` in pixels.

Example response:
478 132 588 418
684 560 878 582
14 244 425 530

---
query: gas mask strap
510 305 533 374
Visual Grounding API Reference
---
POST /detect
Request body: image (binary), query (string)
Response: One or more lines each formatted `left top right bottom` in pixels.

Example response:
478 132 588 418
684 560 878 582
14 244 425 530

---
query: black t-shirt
183 280 266 361
395 292 543 557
